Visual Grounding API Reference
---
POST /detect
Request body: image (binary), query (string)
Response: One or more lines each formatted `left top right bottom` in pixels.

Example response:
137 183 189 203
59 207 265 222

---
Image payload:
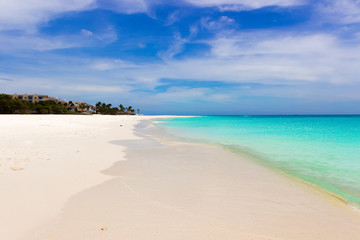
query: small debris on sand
10 167 24 171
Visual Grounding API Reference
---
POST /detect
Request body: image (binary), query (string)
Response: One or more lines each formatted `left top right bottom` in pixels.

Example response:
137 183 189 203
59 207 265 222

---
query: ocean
157 115 360 207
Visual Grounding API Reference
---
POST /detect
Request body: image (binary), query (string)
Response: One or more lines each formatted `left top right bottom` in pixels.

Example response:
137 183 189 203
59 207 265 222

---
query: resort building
7 93 96 114
10 94 59 103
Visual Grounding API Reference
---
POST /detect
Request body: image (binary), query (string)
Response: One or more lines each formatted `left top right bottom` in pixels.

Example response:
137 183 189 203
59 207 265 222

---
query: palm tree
119 104 125 112
126 106 133 112
95 102 102 114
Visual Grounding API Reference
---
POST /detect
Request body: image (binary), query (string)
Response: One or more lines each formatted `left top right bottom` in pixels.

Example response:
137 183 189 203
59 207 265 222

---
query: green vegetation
0 94 68 114
0 94 139 115
95 102 136 115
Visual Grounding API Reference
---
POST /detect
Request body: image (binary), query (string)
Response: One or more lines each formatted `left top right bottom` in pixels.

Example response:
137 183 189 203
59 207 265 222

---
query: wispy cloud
158 32 187 60
4 29 360 98
200 16 236 32
0 0 152 32
0 77 13 82
96 0 148 14
91 59 140 70
0 26 117 52
0 0 95 31
2 25 360 95
1 0 360 113
184 0 305 11
317 0 360 24
80 29 94 36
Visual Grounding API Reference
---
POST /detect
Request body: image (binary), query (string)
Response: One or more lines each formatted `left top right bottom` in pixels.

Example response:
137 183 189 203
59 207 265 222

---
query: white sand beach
0 115 162 240
1 115 360 240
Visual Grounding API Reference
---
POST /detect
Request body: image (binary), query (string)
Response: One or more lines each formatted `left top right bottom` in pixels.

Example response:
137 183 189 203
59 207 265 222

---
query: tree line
0 94 140 115
95 102 138 115
0 94 68 114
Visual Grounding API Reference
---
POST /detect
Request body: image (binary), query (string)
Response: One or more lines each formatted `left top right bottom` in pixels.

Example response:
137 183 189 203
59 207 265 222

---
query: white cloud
158 32 187 60
166 11 181 26
0 72 132 96
200 16 236 32
317 0 360 24
184 0 304 11
80 31 360 90
180 32 359 85
4 30 360 96
219 16 234 23
106 31 360 90
209 34 338 57
97 0 148 14
81 29 93 36
91 59 139 70
61 84 130 93
0 76 13 82
0 0 95 31
0 34 78 51
0 27 117 51
2 14 360 105
0 0 150 32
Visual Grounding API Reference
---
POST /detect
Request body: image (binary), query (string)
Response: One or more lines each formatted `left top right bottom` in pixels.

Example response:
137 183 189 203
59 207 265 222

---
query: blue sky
1 0 360 114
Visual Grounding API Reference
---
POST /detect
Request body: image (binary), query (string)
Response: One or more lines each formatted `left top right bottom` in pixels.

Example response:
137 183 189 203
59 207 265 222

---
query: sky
1 0 360 115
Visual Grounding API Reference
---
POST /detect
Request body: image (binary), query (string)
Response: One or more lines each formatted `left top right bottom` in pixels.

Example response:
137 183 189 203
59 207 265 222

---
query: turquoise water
158 116 360 206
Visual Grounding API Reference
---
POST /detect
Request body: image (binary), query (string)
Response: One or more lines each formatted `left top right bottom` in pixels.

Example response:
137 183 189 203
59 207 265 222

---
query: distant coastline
0 93 139 115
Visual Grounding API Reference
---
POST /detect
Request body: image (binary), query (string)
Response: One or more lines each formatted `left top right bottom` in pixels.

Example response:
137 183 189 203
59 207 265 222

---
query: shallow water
158 116 360 206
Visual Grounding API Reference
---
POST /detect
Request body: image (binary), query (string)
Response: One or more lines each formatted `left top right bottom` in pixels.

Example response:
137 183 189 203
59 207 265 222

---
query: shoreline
152 120 360 211
1 115 360 239
41 117 360 239
155 117 360 210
